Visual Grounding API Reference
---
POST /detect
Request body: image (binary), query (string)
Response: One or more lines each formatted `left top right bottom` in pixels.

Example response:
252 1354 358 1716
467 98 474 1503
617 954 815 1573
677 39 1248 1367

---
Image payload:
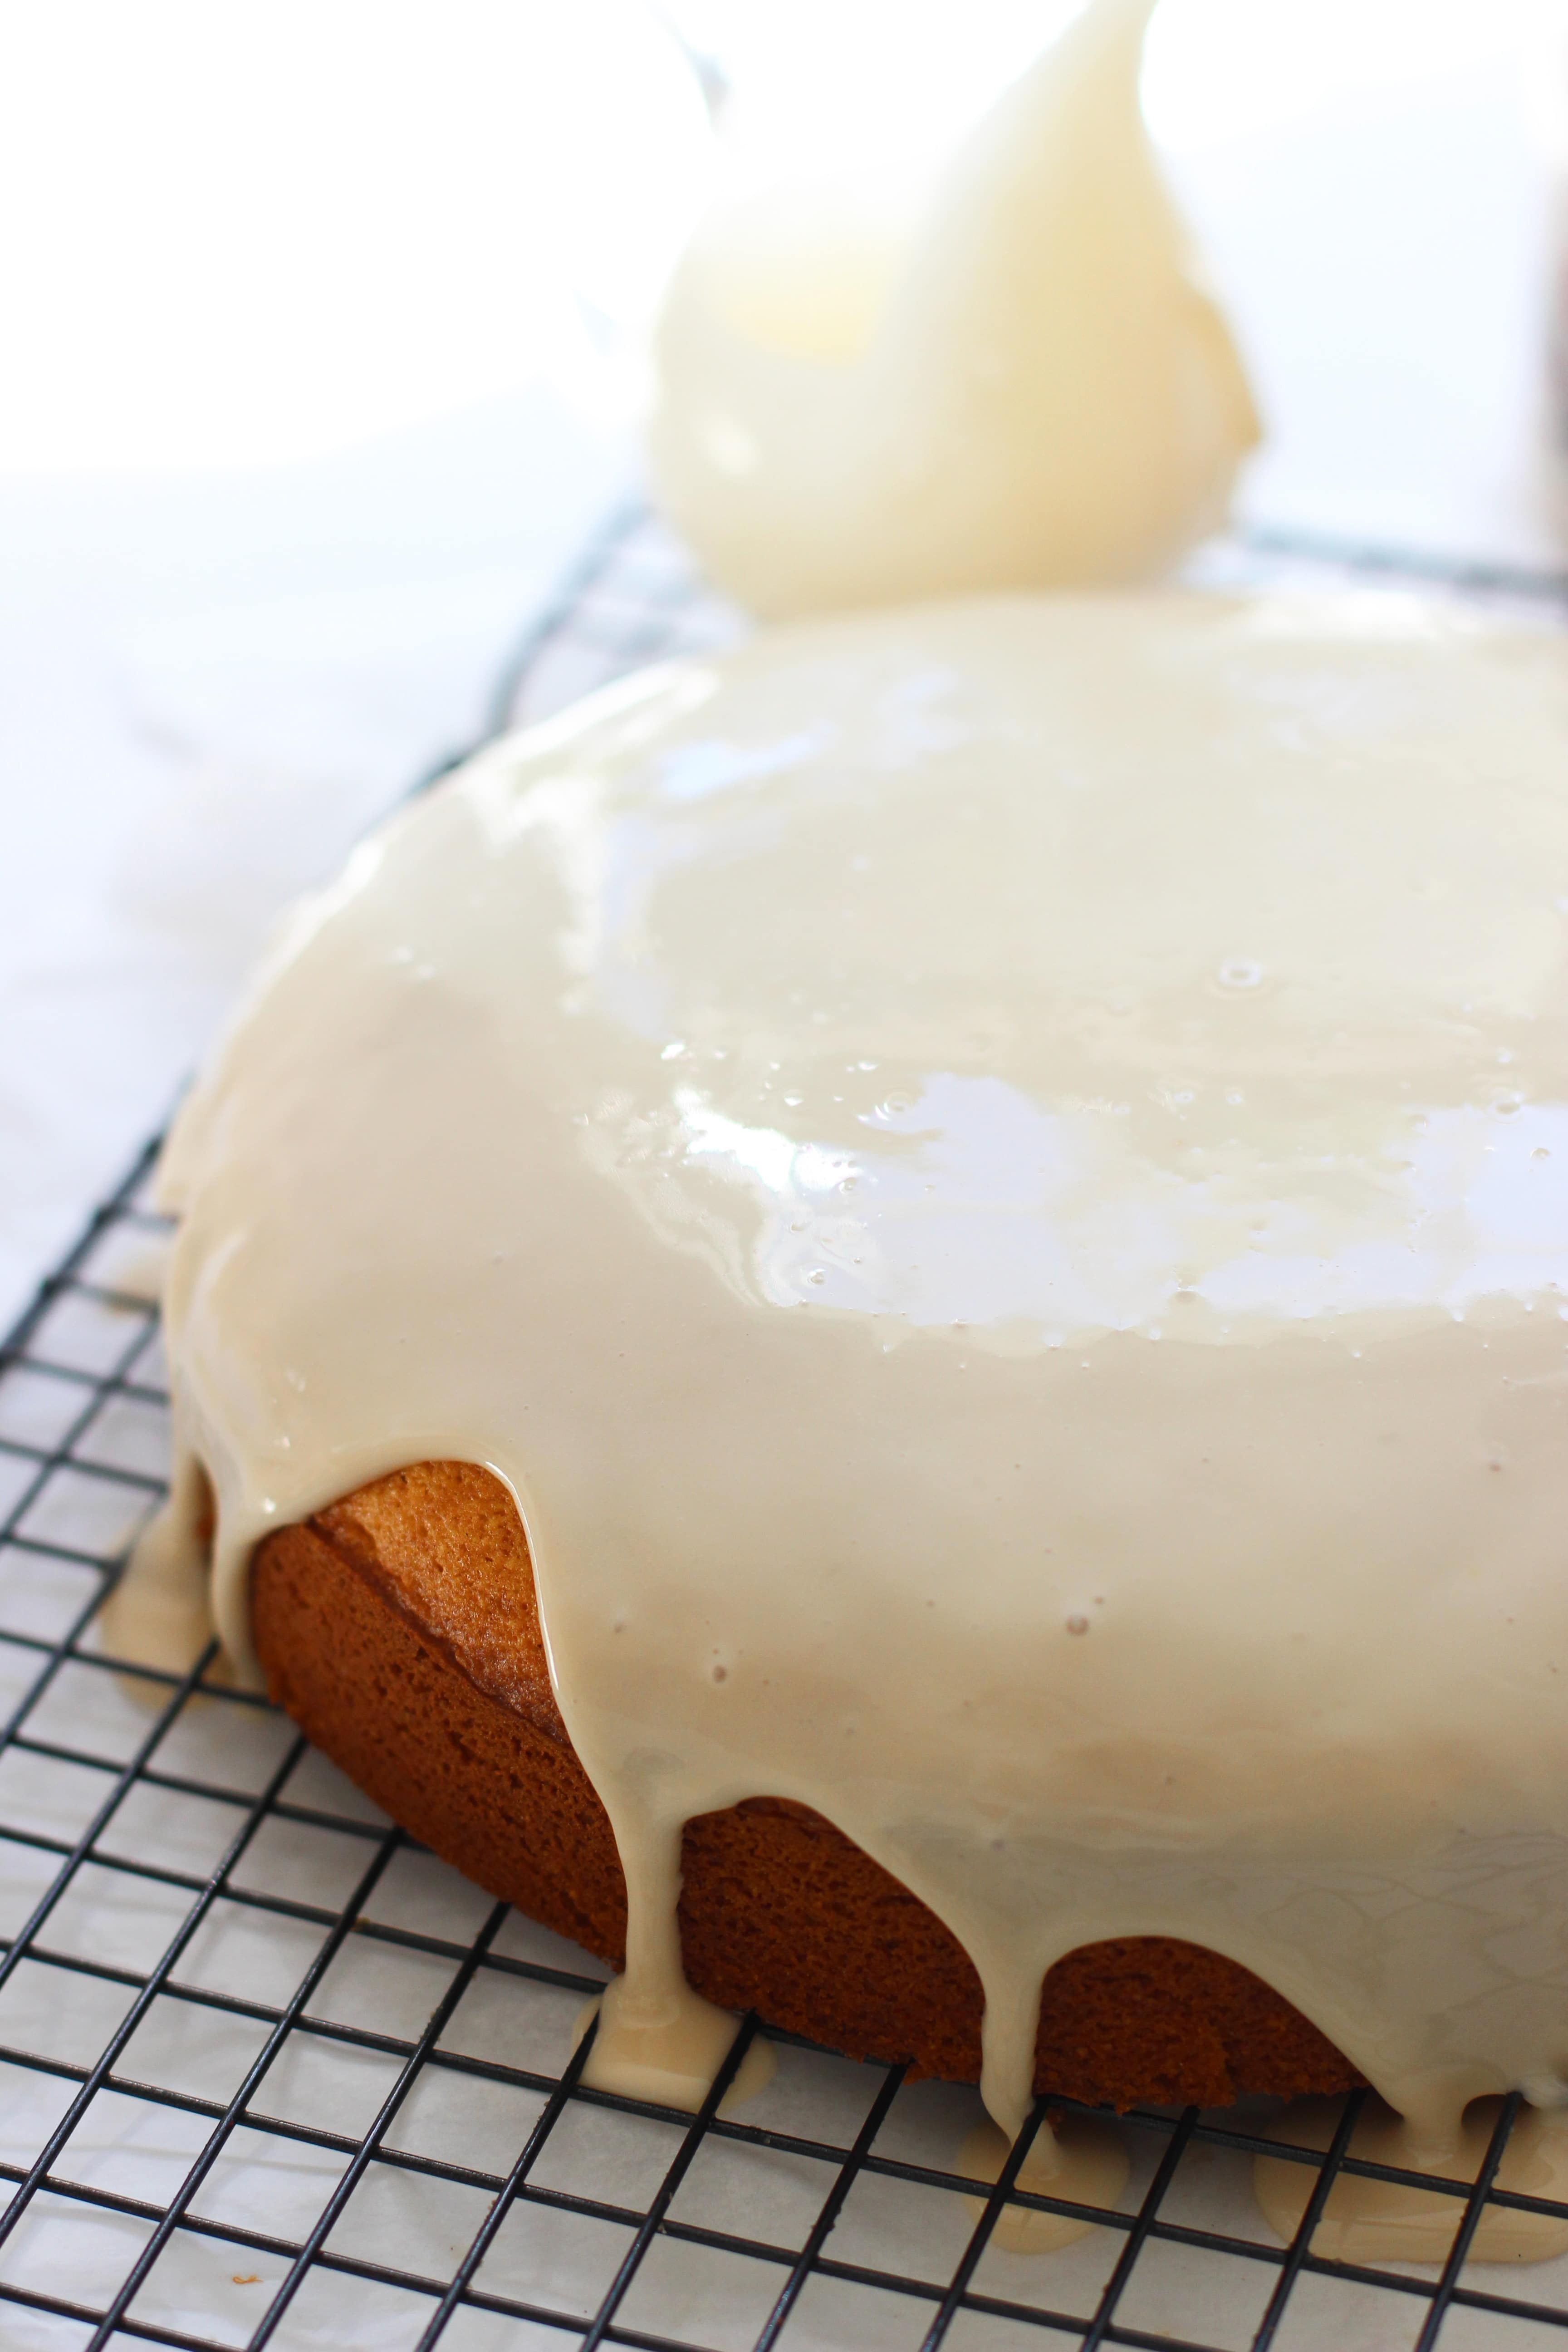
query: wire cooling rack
5 510 1568 2352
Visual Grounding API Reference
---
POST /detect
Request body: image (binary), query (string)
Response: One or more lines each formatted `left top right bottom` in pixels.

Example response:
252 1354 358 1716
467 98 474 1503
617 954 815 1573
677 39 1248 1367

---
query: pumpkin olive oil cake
128 593 1568 2248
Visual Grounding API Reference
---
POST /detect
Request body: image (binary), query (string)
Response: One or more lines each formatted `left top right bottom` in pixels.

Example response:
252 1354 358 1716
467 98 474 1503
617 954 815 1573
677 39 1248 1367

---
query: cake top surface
157 591 1568 2139
175 589 1568 1339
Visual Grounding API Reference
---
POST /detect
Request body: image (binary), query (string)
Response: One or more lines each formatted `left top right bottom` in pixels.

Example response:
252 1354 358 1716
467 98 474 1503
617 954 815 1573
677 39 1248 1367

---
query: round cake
137 592 1568 2157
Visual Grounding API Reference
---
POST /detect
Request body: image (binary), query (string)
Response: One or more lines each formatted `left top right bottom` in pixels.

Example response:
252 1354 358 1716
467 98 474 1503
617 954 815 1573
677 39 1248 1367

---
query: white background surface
4 0 1568 1331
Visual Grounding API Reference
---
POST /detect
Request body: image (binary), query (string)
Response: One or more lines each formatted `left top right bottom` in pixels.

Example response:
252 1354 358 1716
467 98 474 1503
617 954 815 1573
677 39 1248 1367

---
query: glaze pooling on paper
142 593 1568 2165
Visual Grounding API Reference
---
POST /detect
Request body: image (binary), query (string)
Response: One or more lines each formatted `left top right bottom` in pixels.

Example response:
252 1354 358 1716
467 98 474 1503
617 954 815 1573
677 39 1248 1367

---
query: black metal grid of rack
3 508 1568 2352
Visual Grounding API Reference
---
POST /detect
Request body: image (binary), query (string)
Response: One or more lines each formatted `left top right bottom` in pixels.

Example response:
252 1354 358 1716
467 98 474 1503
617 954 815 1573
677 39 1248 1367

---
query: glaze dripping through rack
2 509 1567 2352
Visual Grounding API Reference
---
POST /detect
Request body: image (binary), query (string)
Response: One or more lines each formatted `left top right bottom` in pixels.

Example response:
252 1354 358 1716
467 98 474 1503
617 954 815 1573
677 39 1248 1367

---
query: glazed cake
132 592 1568 2226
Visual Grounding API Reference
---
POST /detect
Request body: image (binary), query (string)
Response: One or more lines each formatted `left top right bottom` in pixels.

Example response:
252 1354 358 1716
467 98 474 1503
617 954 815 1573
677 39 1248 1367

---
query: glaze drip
571 1992 777 2115
137 593 1568 2168
960 2112 1130 2254
105 1443 214 1678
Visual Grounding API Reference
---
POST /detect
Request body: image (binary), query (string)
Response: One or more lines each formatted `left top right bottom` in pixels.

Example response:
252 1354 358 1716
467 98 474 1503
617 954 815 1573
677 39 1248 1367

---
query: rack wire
4 506 1568 2352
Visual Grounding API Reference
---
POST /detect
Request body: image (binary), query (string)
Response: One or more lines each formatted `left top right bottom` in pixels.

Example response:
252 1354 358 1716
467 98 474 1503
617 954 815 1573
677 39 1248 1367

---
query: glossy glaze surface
649 0 1258 617
140 593 1568 2160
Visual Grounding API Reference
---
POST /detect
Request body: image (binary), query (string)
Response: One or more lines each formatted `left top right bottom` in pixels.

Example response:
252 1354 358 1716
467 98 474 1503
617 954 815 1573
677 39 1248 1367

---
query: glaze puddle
959 2112 1129 2254
570 1992 775 2116
1254 2095 1568 2265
